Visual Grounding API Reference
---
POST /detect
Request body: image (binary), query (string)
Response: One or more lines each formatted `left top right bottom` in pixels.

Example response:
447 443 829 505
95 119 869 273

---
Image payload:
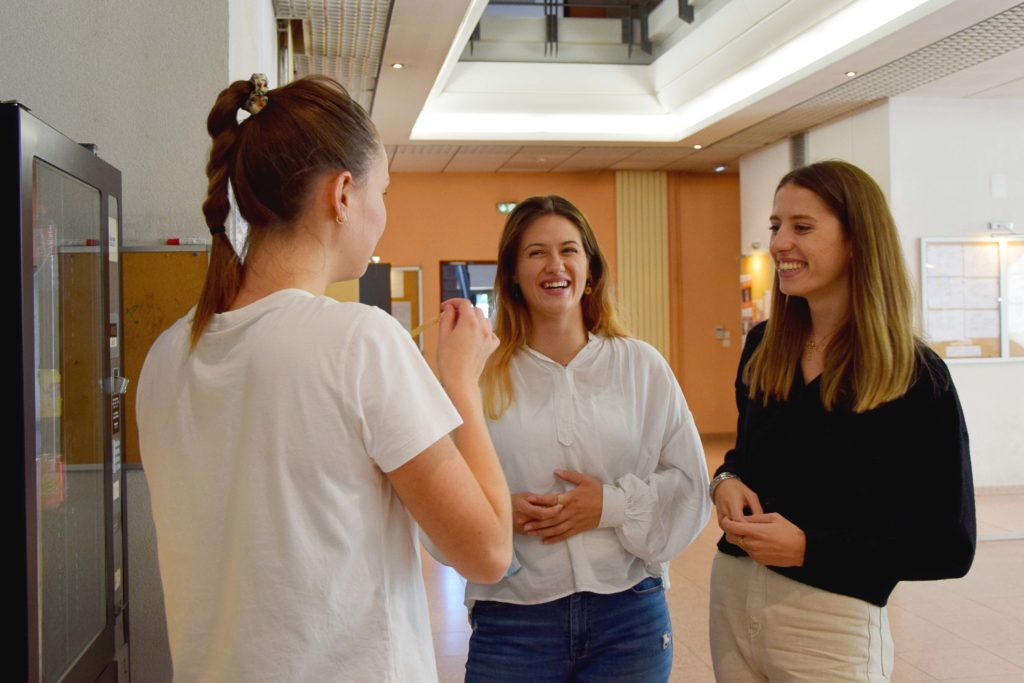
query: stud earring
336 214 346 225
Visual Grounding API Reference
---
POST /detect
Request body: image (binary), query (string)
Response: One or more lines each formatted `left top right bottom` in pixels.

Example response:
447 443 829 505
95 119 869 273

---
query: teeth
542 281 569 289
777 262 804 272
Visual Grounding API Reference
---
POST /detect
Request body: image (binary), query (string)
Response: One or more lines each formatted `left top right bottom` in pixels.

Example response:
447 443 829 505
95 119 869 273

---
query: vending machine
3 101 128 682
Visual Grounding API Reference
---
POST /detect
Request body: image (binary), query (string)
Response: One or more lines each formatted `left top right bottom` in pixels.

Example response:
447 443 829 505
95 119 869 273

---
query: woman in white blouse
465 195 712 682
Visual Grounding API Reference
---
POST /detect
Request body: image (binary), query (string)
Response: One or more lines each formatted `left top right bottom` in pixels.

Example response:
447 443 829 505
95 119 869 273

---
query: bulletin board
921 237 1024 361
122 247 209 463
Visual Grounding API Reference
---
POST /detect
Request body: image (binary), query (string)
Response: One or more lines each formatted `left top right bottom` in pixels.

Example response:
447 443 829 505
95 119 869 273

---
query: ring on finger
737 536 747 551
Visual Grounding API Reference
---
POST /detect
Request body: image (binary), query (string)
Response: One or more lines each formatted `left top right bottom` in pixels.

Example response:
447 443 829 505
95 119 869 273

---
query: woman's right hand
436 298 498 394
511 492 561 535
713 477 764 527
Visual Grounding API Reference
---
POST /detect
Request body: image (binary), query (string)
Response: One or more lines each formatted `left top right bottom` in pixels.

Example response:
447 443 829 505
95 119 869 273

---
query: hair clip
243 73 269 115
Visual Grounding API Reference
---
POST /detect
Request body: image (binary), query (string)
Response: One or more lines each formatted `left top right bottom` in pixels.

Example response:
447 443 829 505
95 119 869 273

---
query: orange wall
374 172 618 367
374 169 741 435
669 173 742 434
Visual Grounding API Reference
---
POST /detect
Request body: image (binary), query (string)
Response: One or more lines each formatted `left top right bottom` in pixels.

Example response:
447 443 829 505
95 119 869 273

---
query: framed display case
921 236 1024 361
3 101 128 682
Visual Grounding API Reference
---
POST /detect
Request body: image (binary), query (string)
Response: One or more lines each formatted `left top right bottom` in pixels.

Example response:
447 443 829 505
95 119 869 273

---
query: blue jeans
465 577 673 683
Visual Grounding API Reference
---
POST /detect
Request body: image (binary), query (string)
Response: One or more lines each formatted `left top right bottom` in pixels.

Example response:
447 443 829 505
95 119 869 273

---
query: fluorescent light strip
412 0 935 142
667 0 933 139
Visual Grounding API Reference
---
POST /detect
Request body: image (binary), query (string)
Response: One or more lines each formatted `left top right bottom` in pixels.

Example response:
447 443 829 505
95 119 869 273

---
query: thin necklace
804 332 833 356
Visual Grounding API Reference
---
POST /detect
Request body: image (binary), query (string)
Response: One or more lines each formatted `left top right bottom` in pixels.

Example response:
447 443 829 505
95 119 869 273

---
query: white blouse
465 334 712 605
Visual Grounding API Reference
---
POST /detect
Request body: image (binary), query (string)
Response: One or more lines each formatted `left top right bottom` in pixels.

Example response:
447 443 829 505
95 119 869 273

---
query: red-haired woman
137 75 512 682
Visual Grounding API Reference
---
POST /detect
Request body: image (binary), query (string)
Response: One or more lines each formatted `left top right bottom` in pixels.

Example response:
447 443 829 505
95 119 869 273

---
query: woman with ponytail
136 74 511 682
708 160 976 681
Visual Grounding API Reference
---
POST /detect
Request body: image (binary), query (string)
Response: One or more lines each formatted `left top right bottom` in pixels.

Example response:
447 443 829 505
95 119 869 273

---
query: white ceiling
348 0 1024 173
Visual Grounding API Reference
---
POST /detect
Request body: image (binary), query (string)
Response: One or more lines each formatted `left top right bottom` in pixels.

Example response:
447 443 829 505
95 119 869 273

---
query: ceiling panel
444 146 521 172
500 146 580 172
903 46 1024 97
389 145 458 172
553 146 642 171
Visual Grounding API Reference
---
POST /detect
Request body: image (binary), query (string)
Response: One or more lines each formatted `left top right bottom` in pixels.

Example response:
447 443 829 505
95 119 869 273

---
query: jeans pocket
630 576 664 594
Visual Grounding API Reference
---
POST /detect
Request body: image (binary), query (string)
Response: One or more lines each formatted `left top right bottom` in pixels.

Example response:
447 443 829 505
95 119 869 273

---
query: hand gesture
713 477 763 527
719 513 806 567
522 469 604 545
511 492 561 535
436 298 498 394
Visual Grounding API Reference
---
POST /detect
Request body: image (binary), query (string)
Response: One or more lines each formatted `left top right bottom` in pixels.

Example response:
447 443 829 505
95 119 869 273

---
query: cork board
59 251 105 465
122 249 208 463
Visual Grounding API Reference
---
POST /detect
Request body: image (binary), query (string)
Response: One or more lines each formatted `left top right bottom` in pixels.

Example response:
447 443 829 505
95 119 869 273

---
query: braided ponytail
190 75 379 347
191 81 250 346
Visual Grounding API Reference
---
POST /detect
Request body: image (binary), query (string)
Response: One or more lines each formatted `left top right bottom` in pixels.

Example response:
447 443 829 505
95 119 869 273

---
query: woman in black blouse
708 160 976 682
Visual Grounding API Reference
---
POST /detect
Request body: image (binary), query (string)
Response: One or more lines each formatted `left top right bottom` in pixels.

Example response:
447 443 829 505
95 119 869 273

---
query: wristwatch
709 471 740 500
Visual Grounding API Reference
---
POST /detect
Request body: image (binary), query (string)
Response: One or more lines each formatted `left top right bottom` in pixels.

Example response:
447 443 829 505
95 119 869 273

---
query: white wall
807 102 891 197
229 0 279 86
739 140 789 255
738 97 1024 486
889 97 1024 487
0 1 229 245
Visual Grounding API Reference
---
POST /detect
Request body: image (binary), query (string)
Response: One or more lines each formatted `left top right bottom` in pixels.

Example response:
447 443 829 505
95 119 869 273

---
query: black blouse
716 322 976 606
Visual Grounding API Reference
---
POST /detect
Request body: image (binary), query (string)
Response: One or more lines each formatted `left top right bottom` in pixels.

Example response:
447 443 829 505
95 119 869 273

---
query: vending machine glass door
33 158 108 682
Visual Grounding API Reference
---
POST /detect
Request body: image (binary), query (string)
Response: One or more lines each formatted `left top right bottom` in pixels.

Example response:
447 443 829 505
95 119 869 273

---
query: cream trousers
709 552 893 682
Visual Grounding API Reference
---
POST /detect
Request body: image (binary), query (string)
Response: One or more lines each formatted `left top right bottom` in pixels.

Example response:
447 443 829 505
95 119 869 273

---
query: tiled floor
424 434 1024 682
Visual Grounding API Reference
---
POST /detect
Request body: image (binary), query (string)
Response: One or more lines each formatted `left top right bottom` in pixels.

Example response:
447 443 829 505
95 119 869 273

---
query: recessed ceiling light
391 63 405 70
845 70 857 77
693 144 703 150
714 165 727 173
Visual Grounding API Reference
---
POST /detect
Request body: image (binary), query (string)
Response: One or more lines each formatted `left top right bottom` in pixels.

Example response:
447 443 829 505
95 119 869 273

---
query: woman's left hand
523 469 603 544
719 513 806 567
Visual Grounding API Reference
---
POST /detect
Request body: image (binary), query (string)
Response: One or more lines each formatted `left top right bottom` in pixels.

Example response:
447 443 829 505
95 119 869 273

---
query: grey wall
126 468 172 683
0 0 229 245
2 3 230 679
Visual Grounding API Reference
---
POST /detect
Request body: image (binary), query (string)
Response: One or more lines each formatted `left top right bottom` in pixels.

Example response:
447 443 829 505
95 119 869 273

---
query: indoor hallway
424 435 1024 682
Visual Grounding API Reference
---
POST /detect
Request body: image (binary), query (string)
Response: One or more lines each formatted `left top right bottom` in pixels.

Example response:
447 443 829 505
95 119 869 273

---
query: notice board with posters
921 237 1024 361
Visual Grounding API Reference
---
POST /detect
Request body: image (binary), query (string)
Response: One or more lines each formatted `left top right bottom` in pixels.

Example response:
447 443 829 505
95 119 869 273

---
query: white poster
391 300 412 332
964 278 999 309
927 309 964 342
925 244 963 277
927 277 964 309
965 310 999 339
963 243 999 277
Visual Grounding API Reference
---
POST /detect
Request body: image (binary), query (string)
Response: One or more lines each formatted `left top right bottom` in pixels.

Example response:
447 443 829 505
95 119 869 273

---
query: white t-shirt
137 289 461 682
466 334 711 605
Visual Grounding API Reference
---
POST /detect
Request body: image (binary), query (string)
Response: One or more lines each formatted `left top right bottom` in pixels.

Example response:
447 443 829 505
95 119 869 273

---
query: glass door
34 159 108 683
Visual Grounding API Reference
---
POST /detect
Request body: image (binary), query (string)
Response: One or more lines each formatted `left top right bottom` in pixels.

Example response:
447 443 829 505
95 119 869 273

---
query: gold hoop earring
584 281 593 295
336 215 346 225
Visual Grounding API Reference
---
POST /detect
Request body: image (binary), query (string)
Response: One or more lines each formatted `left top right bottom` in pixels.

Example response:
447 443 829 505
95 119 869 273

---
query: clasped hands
714 478 806 567
512 469 603 545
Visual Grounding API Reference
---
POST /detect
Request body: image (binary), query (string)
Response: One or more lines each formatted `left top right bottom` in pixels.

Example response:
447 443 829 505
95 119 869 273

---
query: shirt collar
522 332 601 369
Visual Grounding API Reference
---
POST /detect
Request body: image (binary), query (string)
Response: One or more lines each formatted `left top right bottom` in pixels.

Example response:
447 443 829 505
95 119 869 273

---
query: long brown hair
746 160 916 412
481 195 628 418
192 75 379 346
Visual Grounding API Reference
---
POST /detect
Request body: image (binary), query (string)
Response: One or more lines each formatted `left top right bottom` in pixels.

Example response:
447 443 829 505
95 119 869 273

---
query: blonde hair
481 195 628 418
746 160 917 413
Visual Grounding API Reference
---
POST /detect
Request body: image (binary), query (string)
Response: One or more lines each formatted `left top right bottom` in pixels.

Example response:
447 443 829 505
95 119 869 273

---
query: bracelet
709 471 740 501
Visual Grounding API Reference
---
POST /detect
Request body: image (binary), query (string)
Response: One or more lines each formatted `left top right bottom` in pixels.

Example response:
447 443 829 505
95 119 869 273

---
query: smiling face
770 182 852 311
514 214 590 322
